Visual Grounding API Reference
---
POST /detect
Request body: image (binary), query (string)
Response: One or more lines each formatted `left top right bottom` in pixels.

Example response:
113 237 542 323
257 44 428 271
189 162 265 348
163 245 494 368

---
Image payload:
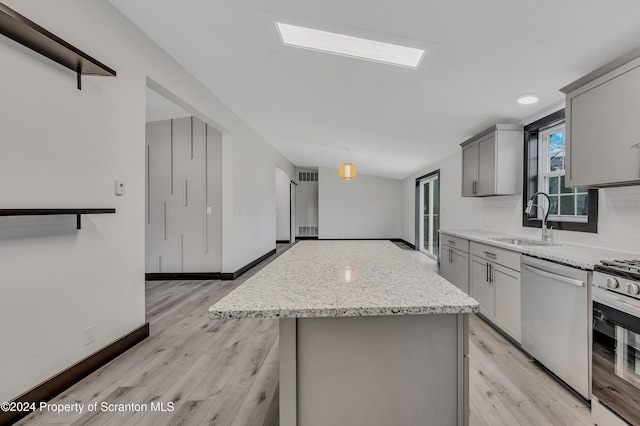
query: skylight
276 22 425 68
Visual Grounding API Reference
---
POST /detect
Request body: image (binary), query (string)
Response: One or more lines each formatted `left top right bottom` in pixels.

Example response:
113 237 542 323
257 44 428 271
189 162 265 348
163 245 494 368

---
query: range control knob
628 283 640 296
606 277 620 289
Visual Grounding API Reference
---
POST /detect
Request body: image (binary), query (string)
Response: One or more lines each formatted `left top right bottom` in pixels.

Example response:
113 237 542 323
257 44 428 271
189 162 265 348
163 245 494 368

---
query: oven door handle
593 287 640 318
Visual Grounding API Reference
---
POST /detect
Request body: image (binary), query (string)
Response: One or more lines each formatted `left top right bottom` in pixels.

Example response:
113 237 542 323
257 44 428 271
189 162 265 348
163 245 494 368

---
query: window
538 124 589 222
523 109 598 232
416 170 440 258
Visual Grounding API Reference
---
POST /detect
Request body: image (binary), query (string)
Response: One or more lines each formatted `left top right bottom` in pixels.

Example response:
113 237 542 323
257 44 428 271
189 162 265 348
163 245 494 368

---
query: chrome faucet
525 191 553 242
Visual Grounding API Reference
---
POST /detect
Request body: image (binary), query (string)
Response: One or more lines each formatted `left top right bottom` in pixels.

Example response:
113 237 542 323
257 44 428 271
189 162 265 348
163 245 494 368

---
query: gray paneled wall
145 117 222 273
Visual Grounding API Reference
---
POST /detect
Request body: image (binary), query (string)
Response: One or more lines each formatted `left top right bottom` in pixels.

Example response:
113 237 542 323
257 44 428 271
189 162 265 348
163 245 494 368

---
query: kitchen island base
279 313 469 426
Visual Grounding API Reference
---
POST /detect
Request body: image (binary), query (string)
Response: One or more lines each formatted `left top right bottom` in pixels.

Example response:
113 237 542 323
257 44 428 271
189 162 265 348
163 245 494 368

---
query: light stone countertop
208 240 479 319
441 229 640 270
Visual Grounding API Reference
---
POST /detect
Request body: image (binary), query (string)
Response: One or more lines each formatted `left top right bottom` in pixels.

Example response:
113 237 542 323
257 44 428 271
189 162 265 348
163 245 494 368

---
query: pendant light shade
338 163 357 180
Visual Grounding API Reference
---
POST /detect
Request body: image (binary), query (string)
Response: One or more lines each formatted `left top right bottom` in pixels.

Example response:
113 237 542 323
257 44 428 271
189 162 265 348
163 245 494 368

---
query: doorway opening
144 83 223 278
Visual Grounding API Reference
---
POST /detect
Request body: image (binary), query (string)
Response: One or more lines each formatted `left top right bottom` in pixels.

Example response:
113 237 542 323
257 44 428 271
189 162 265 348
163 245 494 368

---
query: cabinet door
439 245 455 284
568 64 640 186
452 250 469 294
461 143 479 196
493 265 521 343
470 256 493 318
477 133 496 196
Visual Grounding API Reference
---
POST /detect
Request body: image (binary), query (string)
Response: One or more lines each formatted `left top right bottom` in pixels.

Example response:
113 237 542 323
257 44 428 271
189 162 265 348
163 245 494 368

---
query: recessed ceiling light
517 94 539 105
276 22 425 68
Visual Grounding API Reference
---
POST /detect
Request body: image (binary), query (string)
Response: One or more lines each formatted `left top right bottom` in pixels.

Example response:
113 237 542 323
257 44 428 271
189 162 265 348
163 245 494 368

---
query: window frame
415 169 440 259
537 123 589 222
522 109 598 233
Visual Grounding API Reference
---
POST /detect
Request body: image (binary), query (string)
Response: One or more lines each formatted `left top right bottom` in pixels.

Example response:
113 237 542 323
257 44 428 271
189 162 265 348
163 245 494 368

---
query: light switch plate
115 180 125 195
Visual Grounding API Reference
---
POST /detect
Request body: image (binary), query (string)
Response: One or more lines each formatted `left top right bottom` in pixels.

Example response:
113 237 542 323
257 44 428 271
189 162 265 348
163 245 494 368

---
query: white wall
319 167 402 239
0 0 293 402
401 152 484 246
275 167 290 241
145 117 222 273
222 133 295 272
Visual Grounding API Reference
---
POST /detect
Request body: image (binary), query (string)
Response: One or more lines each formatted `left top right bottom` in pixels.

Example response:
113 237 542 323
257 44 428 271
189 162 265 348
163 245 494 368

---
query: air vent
298 172 318 182
298 226 318 237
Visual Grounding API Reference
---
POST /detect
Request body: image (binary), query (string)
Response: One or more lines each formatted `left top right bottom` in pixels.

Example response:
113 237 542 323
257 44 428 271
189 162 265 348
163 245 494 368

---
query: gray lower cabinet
562 49 640 187
492 264 521 342
460 125 522 197
469 242 521 343
470 256 494 318
440 234 470 294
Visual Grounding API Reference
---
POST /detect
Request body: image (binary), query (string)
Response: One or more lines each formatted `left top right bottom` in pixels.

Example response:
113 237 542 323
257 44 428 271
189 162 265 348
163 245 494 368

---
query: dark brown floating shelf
0 2 116 89
0 208 116 229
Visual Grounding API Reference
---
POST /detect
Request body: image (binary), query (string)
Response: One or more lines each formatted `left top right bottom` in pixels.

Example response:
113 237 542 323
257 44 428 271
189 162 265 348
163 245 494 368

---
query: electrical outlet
84 325 96 346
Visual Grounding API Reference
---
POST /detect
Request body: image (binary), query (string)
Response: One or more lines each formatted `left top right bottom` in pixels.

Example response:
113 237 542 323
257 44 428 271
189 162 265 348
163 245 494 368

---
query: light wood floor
17 243 592 426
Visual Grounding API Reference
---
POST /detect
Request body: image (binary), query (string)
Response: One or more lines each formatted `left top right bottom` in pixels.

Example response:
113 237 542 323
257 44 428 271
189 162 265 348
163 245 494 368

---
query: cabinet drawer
470 242 520 271
440 234 469 252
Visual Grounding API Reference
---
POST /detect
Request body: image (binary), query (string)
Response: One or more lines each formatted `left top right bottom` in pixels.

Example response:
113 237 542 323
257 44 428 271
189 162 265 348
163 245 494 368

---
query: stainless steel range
592 259 640 426
596 260 640 291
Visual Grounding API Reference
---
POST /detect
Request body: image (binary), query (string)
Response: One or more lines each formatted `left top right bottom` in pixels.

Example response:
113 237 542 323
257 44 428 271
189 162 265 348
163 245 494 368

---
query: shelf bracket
76 214 81 229
0 3 116 90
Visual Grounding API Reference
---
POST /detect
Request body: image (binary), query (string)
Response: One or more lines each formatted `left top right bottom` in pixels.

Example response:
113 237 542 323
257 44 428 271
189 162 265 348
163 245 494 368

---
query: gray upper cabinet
461 125 522 197
561 49 640 187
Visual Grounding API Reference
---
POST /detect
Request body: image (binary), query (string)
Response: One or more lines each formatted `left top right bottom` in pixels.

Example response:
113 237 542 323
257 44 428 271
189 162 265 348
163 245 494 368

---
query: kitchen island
209 240 479 426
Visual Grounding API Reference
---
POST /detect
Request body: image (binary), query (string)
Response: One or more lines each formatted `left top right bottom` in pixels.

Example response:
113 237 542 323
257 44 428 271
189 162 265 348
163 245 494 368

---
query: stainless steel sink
490 237 558 247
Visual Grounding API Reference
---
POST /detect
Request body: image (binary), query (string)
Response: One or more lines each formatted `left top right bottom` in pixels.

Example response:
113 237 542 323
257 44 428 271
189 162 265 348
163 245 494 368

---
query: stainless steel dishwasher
521 255 591 400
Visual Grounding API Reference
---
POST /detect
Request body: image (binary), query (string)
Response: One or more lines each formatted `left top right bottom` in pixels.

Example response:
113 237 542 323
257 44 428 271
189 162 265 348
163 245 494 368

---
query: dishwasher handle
522 264 585 287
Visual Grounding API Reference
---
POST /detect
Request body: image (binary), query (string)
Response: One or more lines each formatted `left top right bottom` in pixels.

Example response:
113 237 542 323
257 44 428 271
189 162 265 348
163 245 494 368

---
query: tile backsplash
481 186 640 254
597 186 640 252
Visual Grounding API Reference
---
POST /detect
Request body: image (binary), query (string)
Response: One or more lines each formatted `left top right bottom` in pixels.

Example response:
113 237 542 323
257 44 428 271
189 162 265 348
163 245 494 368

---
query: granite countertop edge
208 304 480 320
440 229 640 270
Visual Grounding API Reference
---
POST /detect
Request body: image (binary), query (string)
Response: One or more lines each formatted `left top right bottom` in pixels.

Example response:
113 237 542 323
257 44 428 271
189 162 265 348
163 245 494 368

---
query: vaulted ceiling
111 0 640 179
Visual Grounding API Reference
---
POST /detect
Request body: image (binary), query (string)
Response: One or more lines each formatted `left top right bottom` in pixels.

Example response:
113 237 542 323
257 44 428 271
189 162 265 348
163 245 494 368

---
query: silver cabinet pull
483 251 496 258
448 240 455 245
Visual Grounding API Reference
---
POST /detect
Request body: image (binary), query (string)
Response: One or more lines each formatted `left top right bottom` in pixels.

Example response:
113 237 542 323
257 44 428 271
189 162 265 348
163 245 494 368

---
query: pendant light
338 149 357 180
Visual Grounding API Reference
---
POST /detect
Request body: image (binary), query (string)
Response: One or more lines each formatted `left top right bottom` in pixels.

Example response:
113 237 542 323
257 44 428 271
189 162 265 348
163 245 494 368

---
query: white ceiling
112 0 640 179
